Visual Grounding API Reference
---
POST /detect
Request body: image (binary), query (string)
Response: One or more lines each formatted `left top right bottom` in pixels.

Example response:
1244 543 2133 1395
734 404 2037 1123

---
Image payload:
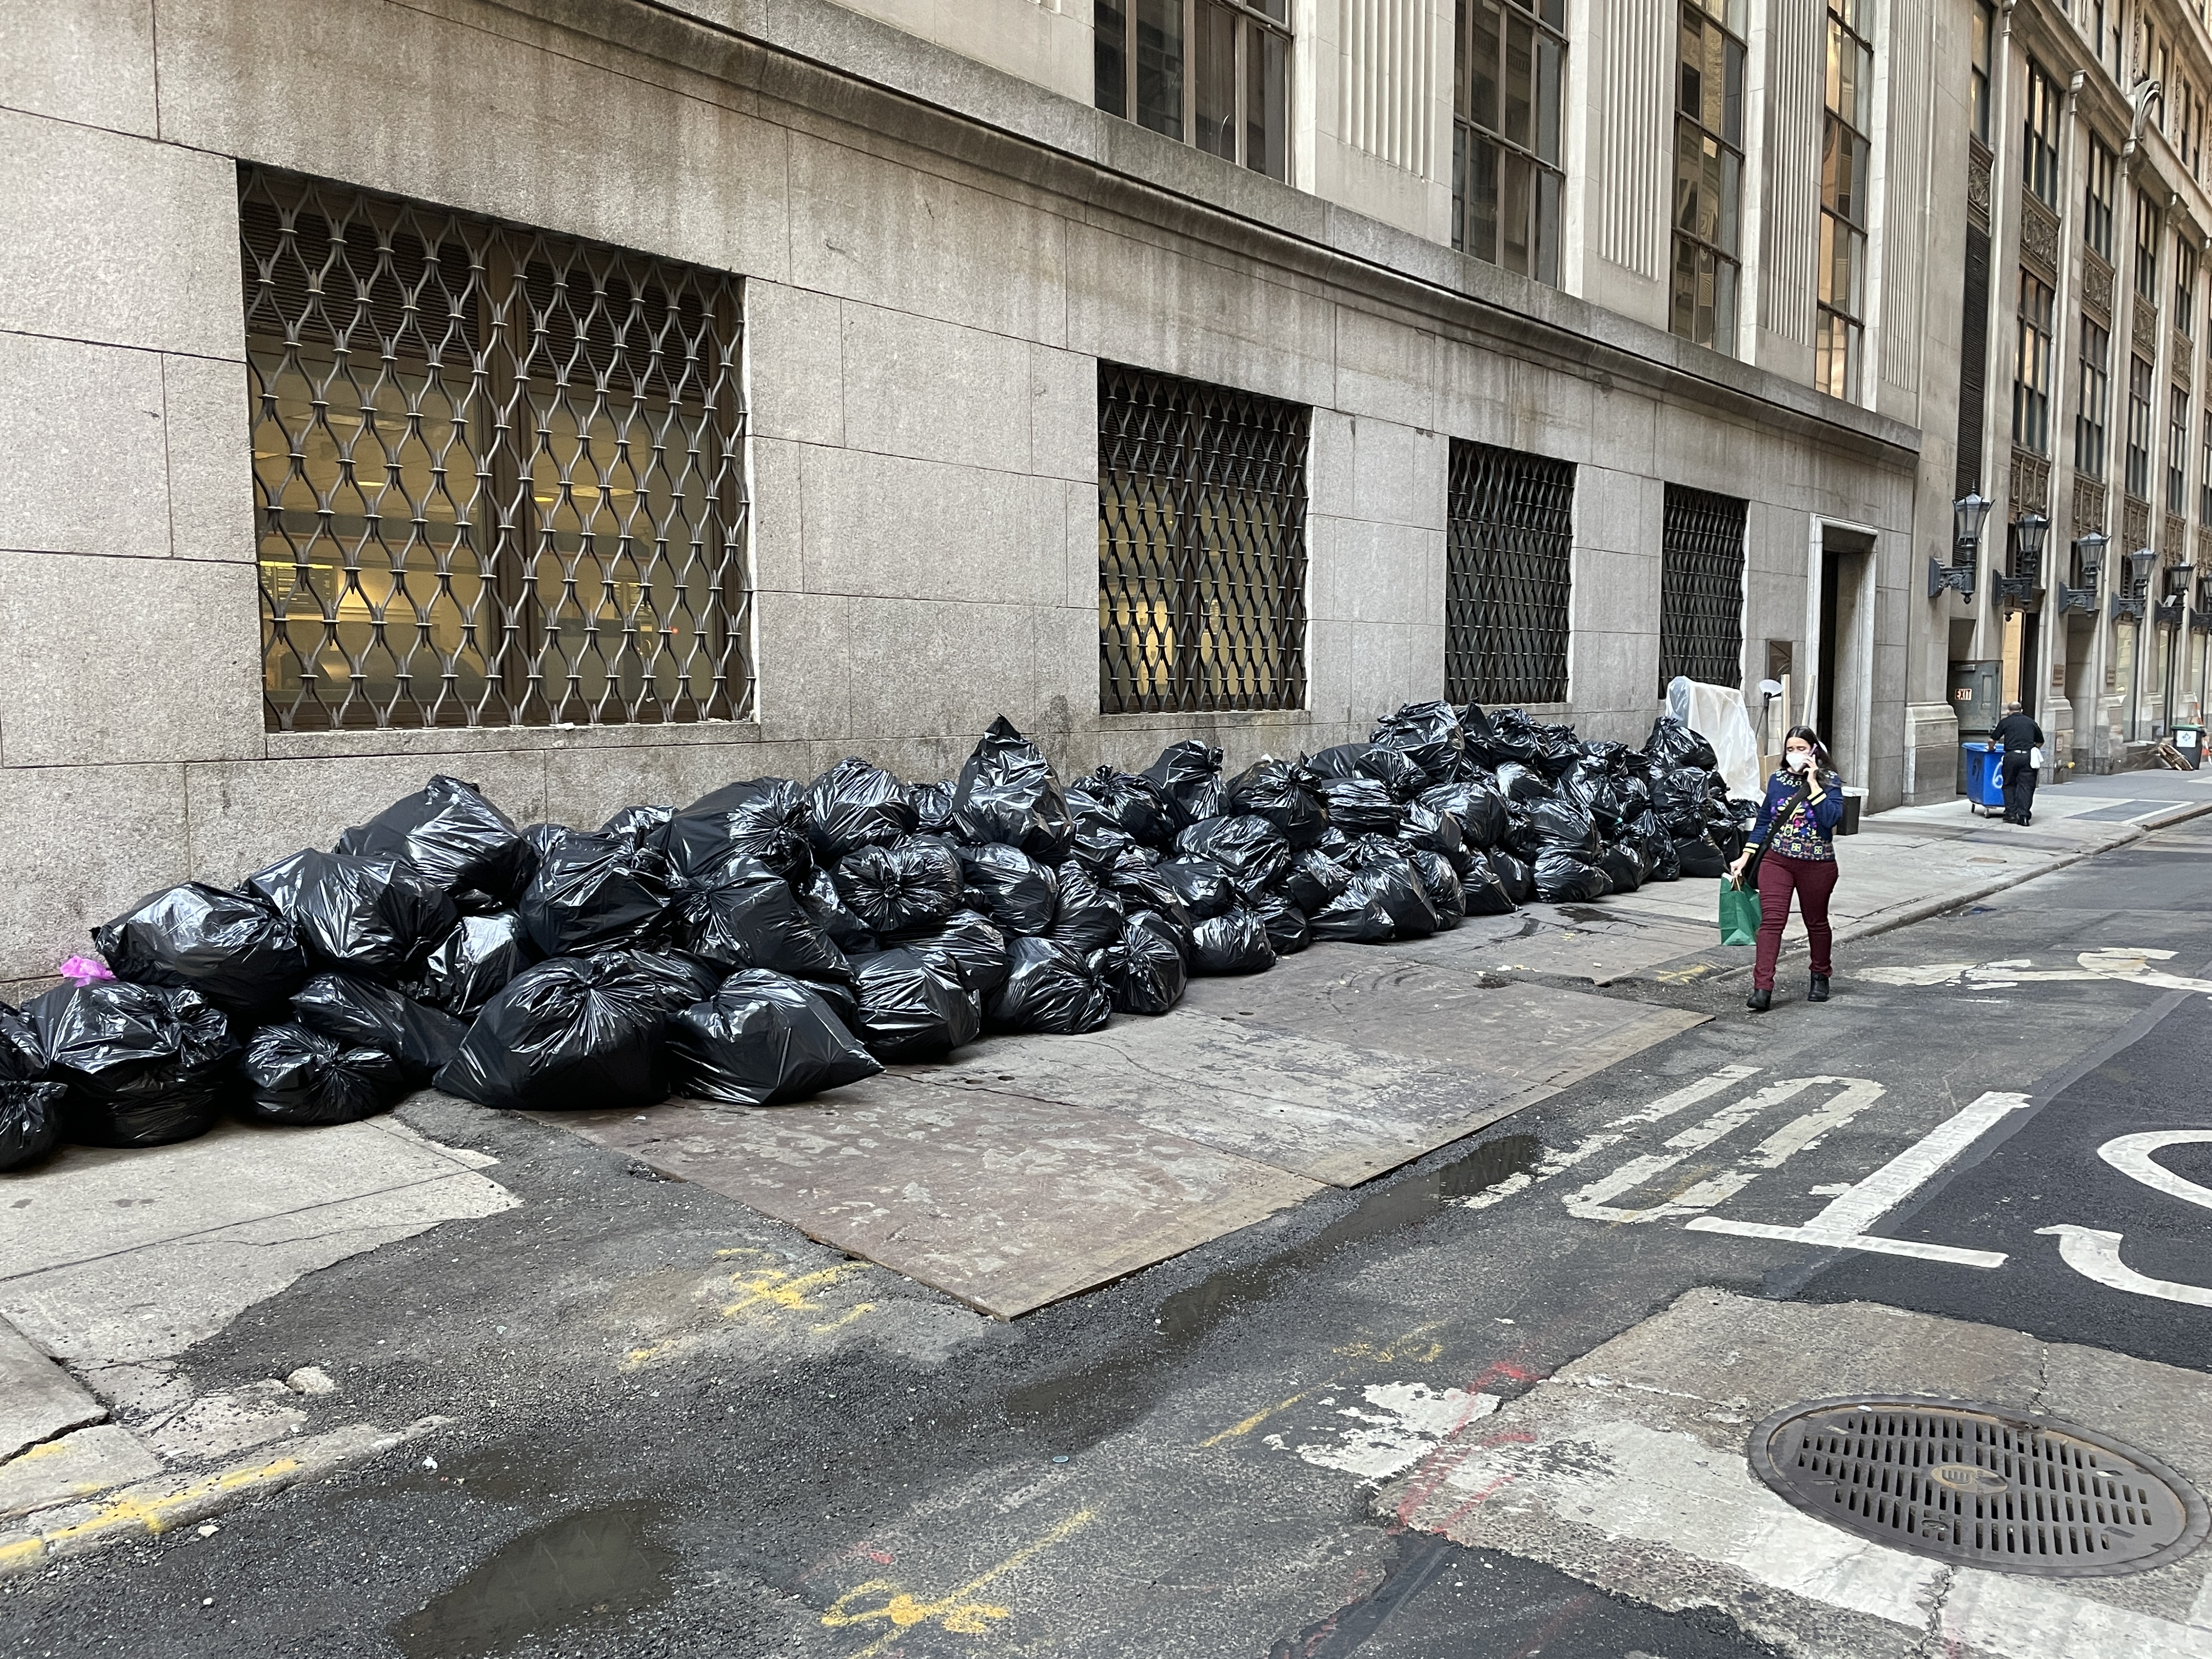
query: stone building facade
1 0 1970 992
1957 0 2212 772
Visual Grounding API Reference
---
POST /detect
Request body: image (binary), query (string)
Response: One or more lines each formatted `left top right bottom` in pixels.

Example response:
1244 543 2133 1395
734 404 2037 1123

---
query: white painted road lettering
2029 1130 2212 1306
1857 947 2212 996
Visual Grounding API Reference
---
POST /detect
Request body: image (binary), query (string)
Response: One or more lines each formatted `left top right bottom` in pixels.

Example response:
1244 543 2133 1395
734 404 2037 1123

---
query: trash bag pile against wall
22 697 1741 1155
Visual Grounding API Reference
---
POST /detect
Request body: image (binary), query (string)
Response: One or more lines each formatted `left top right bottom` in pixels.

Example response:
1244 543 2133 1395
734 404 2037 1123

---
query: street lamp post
2059 531 2107 614
1931 493 1990 600
2111 546 2157 623
1996 511 2049 612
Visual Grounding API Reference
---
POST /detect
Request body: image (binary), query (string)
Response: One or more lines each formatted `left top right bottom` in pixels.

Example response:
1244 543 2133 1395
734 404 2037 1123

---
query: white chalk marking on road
1566 1077 1878 1225
1685 1090 2032 1267
2099 1131 2212 1212
2035 1226 2212 1307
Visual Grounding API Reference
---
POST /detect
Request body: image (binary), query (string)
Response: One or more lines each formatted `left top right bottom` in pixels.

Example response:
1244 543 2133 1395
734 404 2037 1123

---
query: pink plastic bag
58 955 115 986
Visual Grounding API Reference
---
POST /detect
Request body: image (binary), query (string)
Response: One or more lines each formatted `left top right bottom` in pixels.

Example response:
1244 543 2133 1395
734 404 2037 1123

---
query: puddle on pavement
389 1500 675 1658
1006 1133 1540 1448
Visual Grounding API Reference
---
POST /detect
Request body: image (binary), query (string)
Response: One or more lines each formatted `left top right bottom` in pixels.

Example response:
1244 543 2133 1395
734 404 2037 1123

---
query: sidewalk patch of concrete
1376 1289 2212 1659
0 1118 516 1367
0 1319 103 1462
0 1427 160 1522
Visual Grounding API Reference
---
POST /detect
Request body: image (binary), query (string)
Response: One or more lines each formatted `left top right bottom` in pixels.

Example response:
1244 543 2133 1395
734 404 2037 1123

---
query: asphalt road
12 819 2212 1659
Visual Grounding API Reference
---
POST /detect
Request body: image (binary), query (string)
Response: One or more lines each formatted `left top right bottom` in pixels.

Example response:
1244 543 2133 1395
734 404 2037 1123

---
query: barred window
242 166 752 732
1453 0 1567 285
1658 484 1746 693
1444 440 1575 706
1098 363 1308 713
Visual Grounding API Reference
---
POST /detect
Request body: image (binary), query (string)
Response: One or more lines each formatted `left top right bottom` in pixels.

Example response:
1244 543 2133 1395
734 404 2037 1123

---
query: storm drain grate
1749 1396 2208 1577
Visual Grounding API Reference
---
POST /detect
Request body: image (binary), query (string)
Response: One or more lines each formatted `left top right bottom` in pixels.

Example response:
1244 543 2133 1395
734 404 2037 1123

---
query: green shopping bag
1718 876 1760 946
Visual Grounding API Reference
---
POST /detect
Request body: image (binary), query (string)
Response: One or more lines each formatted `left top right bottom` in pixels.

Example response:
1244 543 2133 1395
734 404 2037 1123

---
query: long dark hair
1782 724 1837 783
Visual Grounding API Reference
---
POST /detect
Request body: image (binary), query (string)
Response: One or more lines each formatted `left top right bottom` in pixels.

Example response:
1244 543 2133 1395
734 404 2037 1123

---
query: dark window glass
1969 1 1994 144
2170 385 2190 515
1446 441 1575 707
241 166 752 733
2076 317 2110 478
2176 241 2198 337
1098 363 1308 714
2012 270 2054 455
1818 1 1874 399
2128 355 2154 500
1454 0 1566 286
2021 59 2061 207
1097 0 1290 179
1672 0 1748 354
1659 486 1747 694
2085 137 2116 261
2199 407 2212 527
2137 191 2162 301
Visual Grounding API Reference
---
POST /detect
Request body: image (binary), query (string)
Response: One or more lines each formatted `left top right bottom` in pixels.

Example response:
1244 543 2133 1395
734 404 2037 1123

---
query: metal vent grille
1751 1396 2208 1577
1445 439 1575 706
241 165 753 732
1658 483 1746 694
1098 363 1309 714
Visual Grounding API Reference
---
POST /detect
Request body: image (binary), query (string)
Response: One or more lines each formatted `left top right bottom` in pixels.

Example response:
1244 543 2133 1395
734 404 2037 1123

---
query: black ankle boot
1808 975 1831 1003
1746 988 1772 1012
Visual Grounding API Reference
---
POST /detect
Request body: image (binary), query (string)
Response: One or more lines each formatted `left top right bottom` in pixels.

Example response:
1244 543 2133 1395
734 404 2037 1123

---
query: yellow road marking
1202 1390 1312 1448
821 1508 1096 1658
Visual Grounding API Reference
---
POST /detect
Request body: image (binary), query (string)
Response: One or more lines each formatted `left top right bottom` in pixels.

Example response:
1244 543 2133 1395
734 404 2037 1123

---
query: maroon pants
1753 853 1839 990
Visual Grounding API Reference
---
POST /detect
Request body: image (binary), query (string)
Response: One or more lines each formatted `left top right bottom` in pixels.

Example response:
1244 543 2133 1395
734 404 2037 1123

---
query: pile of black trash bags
0 702 1751 1170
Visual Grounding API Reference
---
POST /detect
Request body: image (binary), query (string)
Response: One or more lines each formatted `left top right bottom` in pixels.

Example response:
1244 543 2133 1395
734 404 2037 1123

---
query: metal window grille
242 165 753 732
1658 484 1746 693
1444 439 1575 706
1098 362 1308 714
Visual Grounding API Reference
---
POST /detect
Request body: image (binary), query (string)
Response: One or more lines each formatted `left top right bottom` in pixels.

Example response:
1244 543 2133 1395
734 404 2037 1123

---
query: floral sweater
1749 768 1846 862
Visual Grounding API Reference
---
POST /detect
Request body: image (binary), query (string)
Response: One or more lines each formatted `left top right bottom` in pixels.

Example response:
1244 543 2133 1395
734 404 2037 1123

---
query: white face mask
1786 749 1813 772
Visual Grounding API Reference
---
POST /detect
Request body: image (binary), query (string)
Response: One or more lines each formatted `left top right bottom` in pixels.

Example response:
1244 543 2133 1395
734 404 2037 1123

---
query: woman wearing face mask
1727 726 1846 1013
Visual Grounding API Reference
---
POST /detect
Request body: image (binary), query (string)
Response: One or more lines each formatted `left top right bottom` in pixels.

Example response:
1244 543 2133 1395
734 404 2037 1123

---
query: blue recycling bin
1962 741 2005 816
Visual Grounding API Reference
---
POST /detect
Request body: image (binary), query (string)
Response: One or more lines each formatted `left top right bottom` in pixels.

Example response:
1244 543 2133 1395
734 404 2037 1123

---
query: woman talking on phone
1728 726 1846 1013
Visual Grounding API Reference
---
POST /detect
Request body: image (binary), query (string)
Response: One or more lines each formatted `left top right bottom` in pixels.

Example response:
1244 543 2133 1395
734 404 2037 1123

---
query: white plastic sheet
1666 676 1763 801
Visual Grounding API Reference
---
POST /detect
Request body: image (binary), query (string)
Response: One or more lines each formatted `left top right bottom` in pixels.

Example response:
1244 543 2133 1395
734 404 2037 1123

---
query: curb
0 1416 446 1578
1672 798 2212 985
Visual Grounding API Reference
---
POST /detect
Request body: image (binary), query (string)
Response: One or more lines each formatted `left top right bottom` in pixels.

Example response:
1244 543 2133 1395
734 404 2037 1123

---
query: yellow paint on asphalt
821 1508 1096 1657
1654 963 1714 983
1335 1321 1447 1364
623 1256 879 1369
1202 1390 1312 1448
2 1450 308 1570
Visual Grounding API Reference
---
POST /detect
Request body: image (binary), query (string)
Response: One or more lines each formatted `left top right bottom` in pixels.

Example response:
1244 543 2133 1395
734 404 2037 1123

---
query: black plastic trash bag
411 912 534 1019
1398 803 1463 860
0 1081 63 1172
1409 850 1465 928
1313 776 1405 834
799 867 877 953
1493 760 1554 803
679 862 855 986
1047 861 1126 954
955 843 1060 935
910 780 957 836
1101 856 1194 943
435 955 670 1113
517 829 674 958
1420 781 1508 850
1307 743 1426 800
1277 847 1350 917
849 949 981 1061
337 775 537 910
1481 707 1545 765
1505 799 1601 859
1656 766 1713 824
1534 848 1614 903
247 849 459 981
1672 836 1728 878
1307 872 1400 942
668 970 883 1107
1458 849 1517 915
93 882 309 1020
1225 757 1330 848
1105 911 1188 1016
1344 842 1442 938
1174 815 1291 898
1066 767 1178 849
1251 890 1311 956
1645 714 1719 773
985 936 1113 1034
951 717 1073 861
832 835 963 936
1068 819 1137 874
291 972 469 1087
805 758 917 861
1596 845 1644 895
667 778 814 886
1371 701 1466 786
240 1022 403 1127
25 982 236 1148
896 910 1012 994
1458 702 1509 769
1153 856 1237 920
1141 741 1226 831
617 950 726 1015
1188 907 1277 975
599 804 675 850
1488 848 1536 905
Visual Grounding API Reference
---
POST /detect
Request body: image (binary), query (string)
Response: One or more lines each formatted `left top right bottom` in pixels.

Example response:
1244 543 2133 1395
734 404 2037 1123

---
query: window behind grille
241 165 753 732
1098 363 1308 713
1444 440 1574 706
1658 484 1746 694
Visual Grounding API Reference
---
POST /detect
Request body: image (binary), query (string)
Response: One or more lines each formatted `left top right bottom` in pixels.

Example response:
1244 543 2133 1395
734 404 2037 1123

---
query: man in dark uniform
1991 700 2044 825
